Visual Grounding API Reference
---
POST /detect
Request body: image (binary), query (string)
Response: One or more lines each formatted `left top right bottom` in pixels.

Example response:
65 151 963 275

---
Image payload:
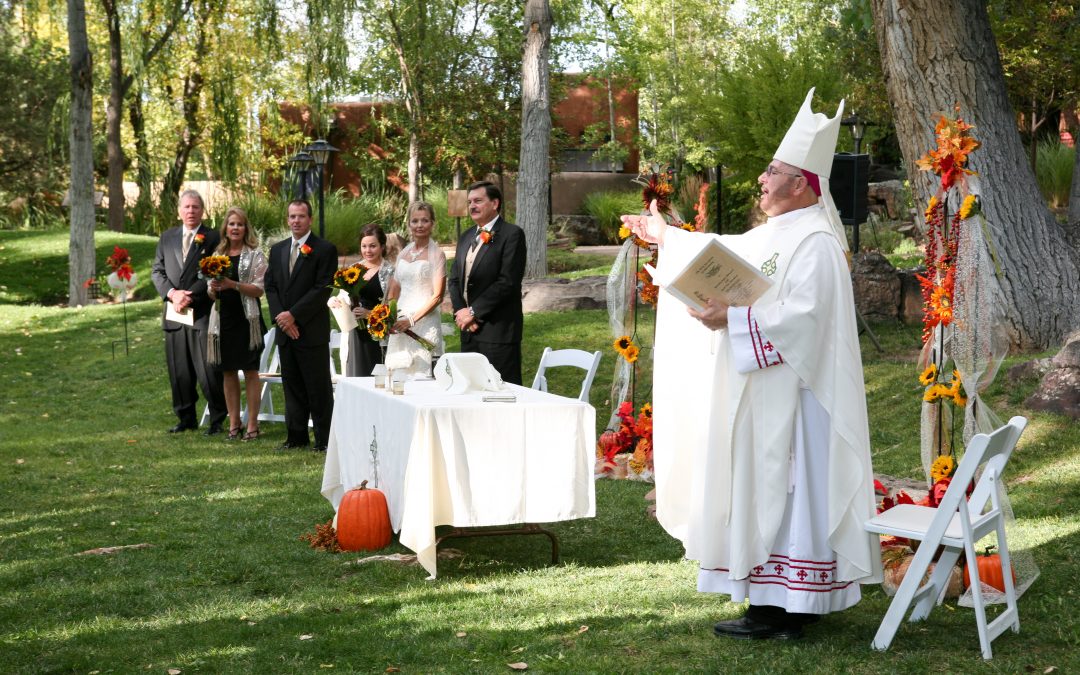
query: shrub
1035 139 1075 209
582 190 642 243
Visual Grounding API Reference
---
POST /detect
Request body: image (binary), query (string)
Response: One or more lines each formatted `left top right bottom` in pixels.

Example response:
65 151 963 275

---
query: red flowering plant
596 401 653 479
86 246 138 299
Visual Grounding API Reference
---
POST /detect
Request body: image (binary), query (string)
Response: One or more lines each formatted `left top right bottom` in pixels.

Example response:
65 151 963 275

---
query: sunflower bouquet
198 254 232 308
367 299 436 351
198 254 231 280
329 263 368 303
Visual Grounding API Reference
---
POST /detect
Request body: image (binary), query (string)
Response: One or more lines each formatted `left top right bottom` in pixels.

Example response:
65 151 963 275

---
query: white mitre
773 87 848 251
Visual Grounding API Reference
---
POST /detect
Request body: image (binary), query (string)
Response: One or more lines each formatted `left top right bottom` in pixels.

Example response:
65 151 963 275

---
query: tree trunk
871 0 1080 350
159 17 209 220
1067 139 1080 250
102 0 125 232
67 0 95 307
129 83 156 232
518 0 551 280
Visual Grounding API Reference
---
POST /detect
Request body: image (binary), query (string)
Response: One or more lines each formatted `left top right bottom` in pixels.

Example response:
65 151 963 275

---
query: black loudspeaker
829 153 870 225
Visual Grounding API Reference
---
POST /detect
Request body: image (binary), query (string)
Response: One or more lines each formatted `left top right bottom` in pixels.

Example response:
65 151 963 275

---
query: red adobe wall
551 74 640 174
272 74 640 195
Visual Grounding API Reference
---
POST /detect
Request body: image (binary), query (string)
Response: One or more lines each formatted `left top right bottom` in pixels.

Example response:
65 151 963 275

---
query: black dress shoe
203 423 224 436
275 442 309 452
713 616 803 640
310 445 327 453
168 423 196 433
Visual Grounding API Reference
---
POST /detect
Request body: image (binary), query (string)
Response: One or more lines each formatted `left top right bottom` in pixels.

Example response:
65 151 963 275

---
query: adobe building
274 74 640 215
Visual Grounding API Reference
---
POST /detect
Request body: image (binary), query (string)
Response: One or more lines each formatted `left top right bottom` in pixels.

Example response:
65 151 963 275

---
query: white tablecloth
322 377 596 577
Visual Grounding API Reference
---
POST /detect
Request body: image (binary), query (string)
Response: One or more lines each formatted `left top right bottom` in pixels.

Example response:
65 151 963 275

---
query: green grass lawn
1 230 1079 673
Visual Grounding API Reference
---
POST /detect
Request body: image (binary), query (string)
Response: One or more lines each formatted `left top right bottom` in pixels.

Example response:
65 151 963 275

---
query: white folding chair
200 328 277 426
329 329 343 388
864 416 1027 660
530 347 602 403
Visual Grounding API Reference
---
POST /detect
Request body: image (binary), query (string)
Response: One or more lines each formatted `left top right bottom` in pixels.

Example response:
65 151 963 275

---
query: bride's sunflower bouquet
367 299 436 351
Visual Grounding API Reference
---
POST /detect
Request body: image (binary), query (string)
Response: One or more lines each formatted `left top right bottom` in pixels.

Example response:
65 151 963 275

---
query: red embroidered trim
748 309 783 369
703 555 852 593
748 307 764 369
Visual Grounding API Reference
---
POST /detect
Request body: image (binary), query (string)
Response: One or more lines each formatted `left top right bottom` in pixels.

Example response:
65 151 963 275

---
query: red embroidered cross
754 566 764 575
797 570 808 581
774 564 784 575
763 342 774 352
819 571 829 582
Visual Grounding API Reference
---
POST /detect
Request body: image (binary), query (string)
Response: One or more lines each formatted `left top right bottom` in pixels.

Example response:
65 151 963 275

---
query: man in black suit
151 189 227 434
447 181 528 385
263 199 337 451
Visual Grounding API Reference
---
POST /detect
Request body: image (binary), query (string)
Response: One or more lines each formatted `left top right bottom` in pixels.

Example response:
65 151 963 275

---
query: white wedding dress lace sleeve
385 240 446 377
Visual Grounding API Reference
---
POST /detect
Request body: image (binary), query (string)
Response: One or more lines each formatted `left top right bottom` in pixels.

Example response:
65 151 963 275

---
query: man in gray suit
150 189 227 434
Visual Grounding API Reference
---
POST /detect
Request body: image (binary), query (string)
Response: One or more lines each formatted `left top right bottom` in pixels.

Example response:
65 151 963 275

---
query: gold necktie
182 231 193 259
289 241 299 274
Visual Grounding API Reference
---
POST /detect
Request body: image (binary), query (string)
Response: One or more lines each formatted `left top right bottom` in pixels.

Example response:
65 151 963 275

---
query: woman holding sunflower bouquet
345 223 394 376
206 207 268 441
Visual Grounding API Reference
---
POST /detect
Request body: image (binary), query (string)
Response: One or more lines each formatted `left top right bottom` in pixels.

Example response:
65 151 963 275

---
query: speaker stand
856 306 883 353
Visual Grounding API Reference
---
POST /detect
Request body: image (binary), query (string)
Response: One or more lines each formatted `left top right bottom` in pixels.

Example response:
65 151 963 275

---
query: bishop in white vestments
623 89 883 640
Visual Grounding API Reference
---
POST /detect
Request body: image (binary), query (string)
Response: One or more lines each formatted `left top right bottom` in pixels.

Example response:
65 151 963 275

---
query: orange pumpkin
963 550 1017 593
336 480 392 552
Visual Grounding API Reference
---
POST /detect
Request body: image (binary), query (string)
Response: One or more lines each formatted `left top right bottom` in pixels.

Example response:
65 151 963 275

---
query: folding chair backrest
938 416 1027 522
258 328 277 373
329 329 342 379
531 347 602 403
965 417 1026 517
263 327 281 374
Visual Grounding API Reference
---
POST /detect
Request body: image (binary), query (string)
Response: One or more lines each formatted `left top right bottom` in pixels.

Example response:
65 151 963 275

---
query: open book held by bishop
623 88 882 638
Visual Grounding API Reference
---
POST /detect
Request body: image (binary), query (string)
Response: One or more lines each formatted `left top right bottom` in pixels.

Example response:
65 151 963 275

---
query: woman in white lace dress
385 201 446 377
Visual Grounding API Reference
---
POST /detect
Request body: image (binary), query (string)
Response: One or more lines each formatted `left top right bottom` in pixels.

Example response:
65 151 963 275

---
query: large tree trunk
102 0 125 232
159 17 208 220
1068 139 1080 250
871 0 1080 350
129 83 156 232
67 0 95 307
518 0 551 280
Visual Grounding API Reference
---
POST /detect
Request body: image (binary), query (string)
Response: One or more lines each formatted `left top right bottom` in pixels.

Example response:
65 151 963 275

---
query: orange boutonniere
479 229 493 245
193 233 205 245
300 244 312 257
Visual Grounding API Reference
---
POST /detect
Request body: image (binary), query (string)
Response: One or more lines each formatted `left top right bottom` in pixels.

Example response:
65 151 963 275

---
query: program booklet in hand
654 238 773 311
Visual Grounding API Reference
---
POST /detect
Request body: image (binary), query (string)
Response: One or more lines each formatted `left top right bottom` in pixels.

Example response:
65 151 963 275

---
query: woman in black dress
346 224 393 376
207 207 268 441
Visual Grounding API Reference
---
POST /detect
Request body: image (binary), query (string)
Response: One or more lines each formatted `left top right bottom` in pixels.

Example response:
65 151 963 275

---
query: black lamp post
305 139 339 239
288 150 315 200
841 112 869 154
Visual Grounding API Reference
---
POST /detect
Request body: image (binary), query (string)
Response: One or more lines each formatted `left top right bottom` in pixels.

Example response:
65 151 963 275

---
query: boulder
897 268 925 325
438 275 608 315
1025 331 1080 418
521 276 607 313
851 251 901 321
867 180 906 220
1007 358 1053 384
553 214 606 246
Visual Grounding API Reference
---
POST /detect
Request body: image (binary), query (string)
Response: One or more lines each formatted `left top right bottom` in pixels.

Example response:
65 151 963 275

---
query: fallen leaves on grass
300 634 314 641
300 519 341 553
76 543 152 556
507 663 528 670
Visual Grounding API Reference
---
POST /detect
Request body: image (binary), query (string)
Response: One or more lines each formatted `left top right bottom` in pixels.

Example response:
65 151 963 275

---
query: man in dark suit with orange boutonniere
447 181 527 384
151 189 228 434
264 199 338 452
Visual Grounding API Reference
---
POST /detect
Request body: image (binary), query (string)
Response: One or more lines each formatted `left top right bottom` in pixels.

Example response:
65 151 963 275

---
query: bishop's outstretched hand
620 199 668 246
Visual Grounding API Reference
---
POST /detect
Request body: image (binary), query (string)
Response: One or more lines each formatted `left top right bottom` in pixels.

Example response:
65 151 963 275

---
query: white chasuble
651 204 882 612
